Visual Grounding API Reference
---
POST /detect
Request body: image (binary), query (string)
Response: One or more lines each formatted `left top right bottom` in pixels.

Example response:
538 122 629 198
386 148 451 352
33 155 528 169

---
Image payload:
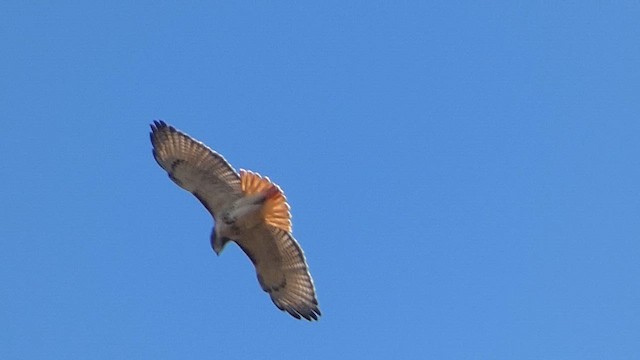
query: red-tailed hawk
150 121 320 320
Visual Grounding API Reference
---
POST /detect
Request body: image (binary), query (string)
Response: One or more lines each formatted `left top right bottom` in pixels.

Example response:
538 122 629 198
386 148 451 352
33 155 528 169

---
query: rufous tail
240 170 292 233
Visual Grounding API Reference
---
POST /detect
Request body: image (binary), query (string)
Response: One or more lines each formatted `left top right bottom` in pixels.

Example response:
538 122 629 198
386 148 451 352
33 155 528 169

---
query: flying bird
149 120 320 320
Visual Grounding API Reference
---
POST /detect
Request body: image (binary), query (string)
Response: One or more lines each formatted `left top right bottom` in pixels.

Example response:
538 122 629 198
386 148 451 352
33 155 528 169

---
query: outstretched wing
236 225 321 321
150 120 242 217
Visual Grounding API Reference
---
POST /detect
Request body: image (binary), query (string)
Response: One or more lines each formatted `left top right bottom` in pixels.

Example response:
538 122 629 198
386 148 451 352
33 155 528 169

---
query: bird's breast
231 202 264 229
217 200 265 239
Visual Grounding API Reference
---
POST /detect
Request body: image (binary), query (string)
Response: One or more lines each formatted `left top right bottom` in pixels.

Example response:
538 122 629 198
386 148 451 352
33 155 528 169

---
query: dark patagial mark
268 278 287 293
168 173 183 187
170 159 185 171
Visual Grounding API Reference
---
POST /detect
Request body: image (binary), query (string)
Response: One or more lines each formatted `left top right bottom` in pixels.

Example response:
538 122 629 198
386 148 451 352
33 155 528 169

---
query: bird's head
211 225 230 255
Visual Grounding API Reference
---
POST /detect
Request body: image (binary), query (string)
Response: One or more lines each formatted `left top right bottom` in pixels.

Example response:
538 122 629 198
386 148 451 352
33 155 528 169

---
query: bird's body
150 121 320 320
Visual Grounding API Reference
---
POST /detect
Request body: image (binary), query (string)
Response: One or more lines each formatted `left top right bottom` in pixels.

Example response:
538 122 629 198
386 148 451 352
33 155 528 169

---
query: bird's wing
150 120 242 217
235 225 321 320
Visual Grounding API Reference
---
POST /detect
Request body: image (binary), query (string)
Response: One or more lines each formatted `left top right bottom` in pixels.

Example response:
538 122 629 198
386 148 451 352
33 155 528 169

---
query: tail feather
240 170 292 233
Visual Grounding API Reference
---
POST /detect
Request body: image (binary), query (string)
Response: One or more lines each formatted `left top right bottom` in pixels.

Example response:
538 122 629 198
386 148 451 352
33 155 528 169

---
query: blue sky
1 1 639 358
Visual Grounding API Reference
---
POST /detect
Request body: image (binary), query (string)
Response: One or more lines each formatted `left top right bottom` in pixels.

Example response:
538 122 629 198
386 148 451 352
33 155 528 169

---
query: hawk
150 121 320 320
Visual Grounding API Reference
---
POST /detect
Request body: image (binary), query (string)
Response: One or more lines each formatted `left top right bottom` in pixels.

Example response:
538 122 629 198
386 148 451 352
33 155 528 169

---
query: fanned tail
240 170 292 233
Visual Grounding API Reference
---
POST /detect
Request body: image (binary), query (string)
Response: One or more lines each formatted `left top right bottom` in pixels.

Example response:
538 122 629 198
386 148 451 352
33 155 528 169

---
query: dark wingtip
150 120 169 132
149 120 173 146
308 307 321 321
289 310 302 320
154 119 167 127
288 305 321 321
303 311 317 321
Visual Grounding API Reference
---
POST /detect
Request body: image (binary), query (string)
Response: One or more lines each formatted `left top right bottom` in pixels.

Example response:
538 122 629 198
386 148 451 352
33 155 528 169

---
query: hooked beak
213 242 223 256
211 226 223 255
211 227 230 256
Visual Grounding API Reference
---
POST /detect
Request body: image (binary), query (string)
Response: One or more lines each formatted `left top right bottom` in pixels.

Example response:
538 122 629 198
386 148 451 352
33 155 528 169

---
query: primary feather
150 120 320 321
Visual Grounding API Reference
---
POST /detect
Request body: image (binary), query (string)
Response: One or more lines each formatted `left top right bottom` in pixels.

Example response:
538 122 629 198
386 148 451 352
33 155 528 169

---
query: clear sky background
1 1 639 359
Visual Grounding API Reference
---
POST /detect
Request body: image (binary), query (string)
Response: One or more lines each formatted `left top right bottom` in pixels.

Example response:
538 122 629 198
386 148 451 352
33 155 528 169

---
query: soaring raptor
150 121 320 320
